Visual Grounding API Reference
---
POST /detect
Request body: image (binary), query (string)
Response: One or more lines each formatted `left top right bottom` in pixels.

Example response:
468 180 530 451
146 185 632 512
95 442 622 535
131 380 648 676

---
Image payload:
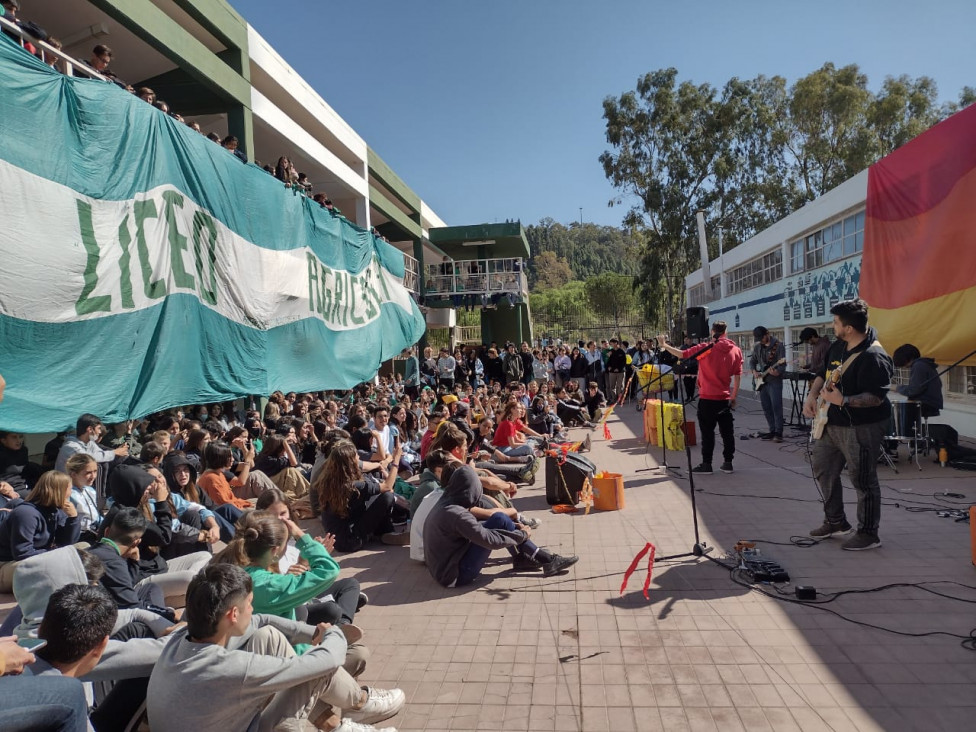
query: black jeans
295 577 362 626
697 398 735 465
326 491 403 552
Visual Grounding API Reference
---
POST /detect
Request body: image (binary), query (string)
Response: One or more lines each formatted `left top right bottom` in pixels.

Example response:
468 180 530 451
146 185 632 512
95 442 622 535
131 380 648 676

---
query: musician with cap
799 327 832 375
749 326 786 442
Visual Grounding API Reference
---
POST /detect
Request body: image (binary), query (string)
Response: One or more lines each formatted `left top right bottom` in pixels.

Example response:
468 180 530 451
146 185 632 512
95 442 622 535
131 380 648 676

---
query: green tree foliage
532 250 573 290
585 273 638 338
601 62 961 332
524 218 637 289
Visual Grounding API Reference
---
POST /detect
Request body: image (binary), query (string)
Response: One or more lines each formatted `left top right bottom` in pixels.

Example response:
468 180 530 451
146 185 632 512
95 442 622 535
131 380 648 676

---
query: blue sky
230 0 975 229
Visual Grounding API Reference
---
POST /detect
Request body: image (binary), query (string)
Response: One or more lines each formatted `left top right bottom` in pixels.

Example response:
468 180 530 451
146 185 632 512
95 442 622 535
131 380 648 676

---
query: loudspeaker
686 306 709 339
545 453 597 506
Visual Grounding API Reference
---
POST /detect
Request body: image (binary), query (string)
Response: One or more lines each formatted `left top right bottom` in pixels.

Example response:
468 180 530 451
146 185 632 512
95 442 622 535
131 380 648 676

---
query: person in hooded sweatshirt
103 464 209 607
0 471 80 592
5 546 186 731
163 451 240 542
890 344 943 417
656 320 743 475
423 464 578 587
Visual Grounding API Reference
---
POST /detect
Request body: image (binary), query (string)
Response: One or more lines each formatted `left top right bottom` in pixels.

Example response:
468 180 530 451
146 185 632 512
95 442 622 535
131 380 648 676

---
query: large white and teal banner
0 36 424 433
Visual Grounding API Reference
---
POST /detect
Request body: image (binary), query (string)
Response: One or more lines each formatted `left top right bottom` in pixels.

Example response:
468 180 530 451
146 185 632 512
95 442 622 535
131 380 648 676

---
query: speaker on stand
686 306 709 340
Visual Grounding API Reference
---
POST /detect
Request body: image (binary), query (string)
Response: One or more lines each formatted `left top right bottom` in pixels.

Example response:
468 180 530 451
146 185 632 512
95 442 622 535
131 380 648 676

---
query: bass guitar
753 358 787 392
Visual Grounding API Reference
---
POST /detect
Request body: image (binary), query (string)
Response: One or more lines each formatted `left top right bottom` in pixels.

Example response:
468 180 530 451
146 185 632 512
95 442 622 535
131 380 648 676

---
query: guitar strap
829 341 878 389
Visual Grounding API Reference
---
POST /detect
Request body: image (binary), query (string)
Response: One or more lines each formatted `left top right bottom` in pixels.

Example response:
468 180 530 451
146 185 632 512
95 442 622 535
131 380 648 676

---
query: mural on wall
783 259 861 323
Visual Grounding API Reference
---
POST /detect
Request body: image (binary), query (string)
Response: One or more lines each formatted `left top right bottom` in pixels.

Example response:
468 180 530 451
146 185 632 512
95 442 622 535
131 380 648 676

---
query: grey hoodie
147 620 348 732
423 465 527 587
10 546 172 682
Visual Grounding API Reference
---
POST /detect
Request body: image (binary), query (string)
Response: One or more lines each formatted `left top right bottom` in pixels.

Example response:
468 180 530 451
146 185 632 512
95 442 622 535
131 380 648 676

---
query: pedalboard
731 541 791 583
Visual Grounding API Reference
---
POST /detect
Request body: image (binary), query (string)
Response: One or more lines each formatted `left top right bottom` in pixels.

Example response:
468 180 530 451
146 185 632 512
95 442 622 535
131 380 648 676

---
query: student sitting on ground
162 452 240 542
254 434 310 500
0 471 80 592
256 488 368 628
314 441 408 552
409 458 458 564
198 441 273 509
0 430 44 498
147 563 405 732
89 506 172 614
64 453 102 542
423 464 577 586
28 583 117 679
410 449 452 517
102 465 209 608
212 509 368 677
55 413 129 473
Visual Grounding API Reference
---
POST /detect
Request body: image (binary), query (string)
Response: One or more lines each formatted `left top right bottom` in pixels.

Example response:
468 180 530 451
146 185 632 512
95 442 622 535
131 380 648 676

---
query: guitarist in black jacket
802 299 893 552
749 327 786 442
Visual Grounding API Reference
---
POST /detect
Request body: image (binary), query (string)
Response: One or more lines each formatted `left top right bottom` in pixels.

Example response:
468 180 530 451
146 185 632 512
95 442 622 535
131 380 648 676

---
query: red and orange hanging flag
860 103 976 367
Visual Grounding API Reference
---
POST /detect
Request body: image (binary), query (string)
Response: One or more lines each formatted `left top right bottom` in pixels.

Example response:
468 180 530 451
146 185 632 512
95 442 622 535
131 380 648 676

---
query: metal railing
455 325 482 344
0 16 109 80
424 257 527 298
402 252 420 294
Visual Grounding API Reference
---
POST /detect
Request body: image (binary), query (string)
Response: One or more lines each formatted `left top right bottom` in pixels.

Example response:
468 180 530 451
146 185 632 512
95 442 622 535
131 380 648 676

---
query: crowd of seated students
0 346 632 729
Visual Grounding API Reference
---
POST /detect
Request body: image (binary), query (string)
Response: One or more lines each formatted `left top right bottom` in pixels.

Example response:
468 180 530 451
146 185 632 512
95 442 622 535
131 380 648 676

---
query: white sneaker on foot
344 687 405 725
335 719 397 732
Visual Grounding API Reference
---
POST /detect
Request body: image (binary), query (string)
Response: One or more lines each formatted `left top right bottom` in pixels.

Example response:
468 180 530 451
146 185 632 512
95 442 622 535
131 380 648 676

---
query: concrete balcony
424 258 528 299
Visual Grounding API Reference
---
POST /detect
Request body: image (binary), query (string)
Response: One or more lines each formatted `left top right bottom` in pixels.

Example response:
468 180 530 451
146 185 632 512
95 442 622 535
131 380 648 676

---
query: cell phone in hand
17 637 47 652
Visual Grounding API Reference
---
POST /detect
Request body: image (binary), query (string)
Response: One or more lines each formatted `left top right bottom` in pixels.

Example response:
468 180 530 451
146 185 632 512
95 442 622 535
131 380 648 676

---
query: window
728 250 782 295
688 283 706 307
790 210 864 273
947 366 976 395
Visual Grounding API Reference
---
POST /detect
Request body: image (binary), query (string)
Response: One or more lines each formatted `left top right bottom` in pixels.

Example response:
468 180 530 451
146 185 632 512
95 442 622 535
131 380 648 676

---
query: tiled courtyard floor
348 398 976 731
3 397 974 731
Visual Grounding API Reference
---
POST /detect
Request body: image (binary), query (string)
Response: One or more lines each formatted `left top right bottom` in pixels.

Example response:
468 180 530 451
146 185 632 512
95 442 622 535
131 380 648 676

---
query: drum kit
880 399 928 472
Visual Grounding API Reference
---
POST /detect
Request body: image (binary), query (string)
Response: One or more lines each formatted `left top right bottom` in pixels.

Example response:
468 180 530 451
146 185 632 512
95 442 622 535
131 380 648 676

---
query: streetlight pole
579 207 583 227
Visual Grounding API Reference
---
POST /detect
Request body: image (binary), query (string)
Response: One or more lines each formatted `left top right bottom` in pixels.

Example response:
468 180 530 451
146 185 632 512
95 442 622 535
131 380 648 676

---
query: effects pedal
730 541 791 584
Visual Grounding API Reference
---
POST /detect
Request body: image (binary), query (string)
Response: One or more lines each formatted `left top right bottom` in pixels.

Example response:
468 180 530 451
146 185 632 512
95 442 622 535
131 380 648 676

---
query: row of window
688 208 865 301
728 250 783 296
790 211 865 274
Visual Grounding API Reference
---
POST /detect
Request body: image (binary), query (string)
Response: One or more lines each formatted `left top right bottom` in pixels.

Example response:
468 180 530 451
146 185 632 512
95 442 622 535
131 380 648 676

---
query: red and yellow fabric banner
860 103 976 366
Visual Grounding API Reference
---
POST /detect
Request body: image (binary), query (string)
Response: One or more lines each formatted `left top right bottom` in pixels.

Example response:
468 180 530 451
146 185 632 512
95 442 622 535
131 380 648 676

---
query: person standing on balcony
436 348 456 392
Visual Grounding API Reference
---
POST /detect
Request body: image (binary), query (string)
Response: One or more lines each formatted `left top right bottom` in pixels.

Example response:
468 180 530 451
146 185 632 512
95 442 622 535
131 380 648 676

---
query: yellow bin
593 472 625 511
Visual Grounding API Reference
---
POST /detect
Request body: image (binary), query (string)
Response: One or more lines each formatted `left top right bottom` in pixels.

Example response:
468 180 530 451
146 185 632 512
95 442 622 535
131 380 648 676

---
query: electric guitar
753 358 787 392
811 369 840 440
811 349 866 439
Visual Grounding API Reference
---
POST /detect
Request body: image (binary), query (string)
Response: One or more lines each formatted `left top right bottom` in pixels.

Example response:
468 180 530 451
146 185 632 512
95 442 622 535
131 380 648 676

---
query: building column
226 103 254 160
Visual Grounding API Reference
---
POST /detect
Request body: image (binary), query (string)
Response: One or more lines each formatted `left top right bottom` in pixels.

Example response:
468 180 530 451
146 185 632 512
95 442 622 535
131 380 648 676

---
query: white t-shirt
409 488 443 563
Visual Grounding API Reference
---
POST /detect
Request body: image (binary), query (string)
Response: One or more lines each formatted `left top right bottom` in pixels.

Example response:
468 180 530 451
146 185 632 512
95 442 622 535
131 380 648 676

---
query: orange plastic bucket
593 472 625 511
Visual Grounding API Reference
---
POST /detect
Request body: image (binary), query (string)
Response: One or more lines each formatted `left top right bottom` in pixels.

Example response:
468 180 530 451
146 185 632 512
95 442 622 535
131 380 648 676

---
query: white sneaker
335 719 397 732
344 687 405 725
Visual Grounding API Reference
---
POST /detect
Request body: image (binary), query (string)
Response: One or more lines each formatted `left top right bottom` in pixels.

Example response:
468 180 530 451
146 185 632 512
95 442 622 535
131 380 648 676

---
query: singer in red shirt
657 320 743 475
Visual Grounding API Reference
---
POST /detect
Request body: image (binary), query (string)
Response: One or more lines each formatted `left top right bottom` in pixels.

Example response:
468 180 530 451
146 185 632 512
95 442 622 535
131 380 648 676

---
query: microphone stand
635 340 718 560
634 356 682 476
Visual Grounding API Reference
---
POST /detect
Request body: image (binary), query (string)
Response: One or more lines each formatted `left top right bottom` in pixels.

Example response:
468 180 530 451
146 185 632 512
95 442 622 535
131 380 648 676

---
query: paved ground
348 396 976 732
3 396 974 731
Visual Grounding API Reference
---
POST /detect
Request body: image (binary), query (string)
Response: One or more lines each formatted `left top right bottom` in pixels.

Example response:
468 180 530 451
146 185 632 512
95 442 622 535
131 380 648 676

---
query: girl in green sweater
212 510 365 650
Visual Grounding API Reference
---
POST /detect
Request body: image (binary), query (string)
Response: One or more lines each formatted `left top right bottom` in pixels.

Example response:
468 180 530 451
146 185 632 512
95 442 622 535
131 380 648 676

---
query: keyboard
784 371 815 381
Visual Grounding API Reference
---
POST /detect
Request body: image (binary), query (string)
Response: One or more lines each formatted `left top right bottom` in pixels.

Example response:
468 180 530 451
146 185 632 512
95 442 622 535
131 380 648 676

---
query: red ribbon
619 542 657 600
603 423 612 441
